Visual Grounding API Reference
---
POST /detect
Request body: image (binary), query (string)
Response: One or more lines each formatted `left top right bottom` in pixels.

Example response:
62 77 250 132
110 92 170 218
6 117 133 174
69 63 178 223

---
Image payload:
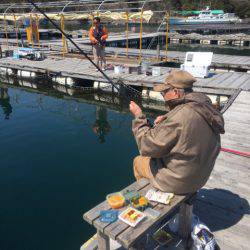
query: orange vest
89 25 108 44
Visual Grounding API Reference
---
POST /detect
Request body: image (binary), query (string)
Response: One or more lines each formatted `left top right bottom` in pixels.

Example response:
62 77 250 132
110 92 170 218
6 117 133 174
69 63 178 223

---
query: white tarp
0 10 154 23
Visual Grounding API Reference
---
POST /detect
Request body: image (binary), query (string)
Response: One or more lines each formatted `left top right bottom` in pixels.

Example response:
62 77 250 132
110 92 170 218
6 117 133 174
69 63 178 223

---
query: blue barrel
24 19 30 27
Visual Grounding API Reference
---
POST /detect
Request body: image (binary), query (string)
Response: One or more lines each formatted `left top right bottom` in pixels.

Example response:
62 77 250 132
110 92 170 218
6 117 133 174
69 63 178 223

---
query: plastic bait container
131 196 149 211
106 192 125 209
123 190 140 203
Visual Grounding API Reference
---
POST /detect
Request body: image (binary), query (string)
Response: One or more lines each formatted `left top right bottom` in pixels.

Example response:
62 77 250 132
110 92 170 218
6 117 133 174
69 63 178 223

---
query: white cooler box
180 52 213 78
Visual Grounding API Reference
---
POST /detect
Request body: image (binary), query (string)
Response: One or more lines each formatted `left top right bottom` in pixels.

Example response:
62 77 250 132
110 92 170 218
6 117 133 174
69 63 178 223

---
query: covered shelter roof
0 0 161 22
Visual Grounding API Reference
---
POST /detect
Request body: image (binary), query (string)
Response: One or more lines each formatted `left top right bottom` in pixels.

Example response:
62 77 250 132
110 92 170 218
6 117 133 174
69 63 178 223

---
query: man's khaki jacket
132 92 225 194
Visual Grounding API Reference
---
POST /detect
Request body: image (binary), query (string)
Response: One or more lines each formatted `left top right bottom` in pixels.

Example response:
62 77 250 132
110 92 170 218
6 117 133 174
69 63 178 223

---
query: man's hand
129 101 142 117
154 115 166 125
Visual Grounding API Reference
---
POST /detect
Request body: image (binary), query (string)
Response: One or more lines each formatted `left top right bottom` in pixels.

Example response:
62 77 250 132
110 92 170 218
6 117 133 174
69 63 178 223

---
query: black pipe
27 0 138 102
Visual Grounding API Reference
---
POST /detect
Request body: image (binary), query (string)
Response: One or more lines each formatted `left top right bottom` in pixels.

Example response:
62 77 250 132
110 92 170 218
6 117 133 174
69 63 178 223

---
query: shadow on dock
195 188 250 232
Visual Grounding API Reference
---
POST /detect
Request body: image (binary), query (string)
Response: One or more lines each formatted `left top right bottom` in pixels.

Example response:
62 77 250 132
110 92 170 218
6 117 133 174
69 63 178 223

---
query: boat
169 6 241 25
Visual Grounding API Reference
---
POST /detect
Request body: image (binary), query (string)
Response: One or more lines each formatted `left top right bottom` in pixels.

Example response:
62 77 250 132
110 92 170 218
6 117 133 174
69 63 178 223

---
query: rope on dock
221 147 250 158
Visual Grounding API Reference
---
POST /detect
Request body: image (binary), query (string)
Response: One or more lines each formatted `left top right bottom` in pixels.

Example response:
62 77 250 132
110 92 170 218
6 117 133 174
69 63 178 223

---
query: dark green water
0 84 142 250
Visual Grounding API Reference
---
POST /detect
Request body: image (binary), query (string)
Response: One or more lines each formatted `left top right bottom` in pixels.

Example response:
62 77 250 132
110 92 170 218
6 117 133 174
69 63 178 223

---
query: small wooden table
83 178 196 250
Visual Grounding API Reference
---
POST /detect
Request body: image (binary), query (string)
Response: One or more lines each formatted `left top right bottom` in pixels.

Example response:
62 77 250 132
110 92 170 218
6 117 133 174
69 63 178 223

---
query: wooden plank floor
194 91 250 250
40 34 250 69
57 44 250 69
1 32 250 69
0 57 249 93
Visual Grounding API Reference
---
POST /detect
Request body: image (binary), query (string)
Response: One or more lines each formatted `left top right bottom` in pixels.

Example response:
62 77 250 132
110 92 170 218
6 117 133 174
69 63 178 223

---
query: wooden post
178 202 193 240
60 14 67 57
178 194 196 247
97 230 110 250
156 44 160 61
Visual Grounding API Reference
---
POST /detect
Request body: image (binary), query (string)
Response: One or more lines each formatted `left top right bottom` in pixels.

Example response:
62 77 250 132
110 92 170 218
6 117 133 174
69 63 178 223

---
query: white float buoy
93 81 119 93
94 94 120 105
17 70 36 78
53 84 68 94
20 80 38 89
142 90 164 102
0 67 13 75
52 76 75 87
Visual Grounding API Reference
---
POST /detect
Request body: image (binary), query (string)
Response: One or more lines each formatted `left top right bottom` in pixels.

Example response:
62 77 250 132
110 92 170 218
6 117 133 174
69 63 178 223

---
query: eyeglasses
161 88 172 97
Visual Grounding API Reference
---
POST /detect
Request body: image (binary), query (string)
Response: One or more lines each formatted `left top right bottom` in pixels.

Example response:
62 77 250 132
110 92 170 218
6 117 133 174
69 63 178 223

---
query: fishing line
27 0 141 102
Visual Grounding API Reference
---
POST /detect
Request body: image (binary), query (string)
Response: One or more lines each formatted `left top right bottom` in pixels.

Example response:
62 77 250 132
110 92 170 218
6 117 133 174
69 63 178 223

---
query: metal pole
35 14 41 48
139 10 143 63
165 11 169 61
126 11 129 58
61 13 67 57
13 14 19 48
4 14 9 49
30 14 34 48
91 13 94 26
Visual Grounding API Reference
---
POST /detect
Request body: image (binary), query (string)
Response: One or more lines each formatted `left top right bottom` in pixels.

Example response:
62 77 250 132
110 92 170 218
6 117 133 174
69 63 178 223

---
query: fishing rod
27 0 141 101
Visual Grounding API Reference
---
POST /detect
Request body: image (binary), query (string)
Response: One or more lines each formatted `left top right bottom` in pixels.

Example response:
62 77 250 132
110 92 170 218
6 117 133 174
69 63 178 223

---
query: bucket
141 61 150 72
152 67 161 76
114 65 123 74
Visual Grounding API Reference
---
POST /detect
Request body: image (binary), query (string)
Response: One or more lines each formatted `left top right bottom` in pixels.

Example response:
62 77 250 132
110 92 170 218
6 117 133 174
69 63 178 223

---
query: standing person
89 17 108 71
92 106 111 143
129 70 225 195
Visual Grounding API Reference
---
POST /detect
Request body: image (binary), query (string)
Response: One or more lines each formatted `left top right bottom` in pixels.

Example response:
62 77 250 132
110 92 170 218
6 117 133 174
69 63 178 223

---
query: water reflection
0 87 12 119
0 77 166 130
92 106 111 143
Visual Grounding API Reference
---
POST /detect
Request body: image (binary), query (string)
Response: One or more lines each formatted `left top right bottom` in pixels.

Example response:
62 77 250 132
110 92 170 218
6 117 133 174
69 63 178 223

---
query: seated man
129 70 225 194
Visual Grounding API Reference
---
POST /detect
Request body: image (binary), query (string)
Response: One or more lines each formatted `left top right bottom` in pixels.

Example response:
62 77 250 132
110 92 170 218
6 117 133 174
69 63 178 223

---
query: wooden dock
0 57 249 96
1 31 250 71
194 90 250 249
80 90 250 249
23 31 250 48
169 23 250 35
34 37 250 71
